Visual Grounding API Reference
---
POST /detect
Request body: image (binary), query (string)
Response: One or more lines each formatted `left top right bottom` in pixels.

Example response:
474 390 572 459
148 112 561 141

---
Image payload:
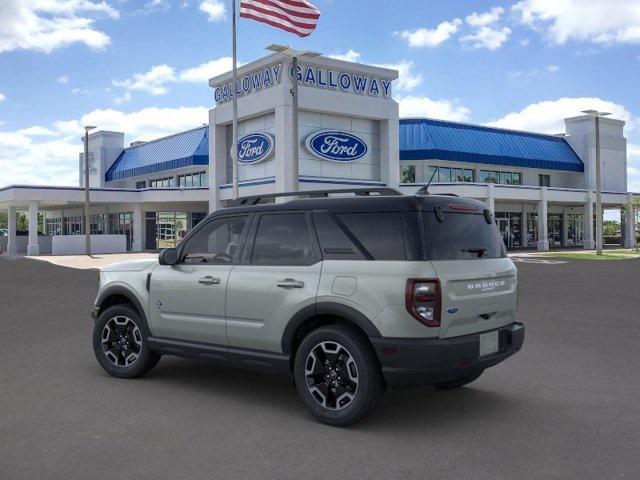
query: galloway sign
234 133 275 164
305 131 368 163
292 64 392 99
214 64 282 104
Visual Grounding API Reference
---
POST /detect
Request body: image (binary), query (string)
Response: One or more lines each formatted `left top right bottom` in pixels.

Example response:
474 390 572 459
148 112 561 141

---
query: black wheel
92 304 160 378
294 324 384 427
433 369 484 390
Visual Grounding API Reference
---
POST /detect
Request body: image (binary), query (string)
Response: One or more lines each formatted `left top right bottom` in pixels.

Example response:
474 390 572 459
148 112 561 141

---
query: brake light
405 279 441 327
447 203 478 212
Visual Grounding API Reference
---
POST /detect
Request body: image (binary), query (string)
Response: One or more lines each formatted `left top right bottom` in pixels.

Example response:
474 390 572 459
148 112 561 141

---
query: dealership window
401 165 416 183
480 170 522 185
149 177 175 188
178 171 208 188
427 166 473 183
90 214 107 235
109 212 134 251
135 180 147 189
46 218 63 236
64 216 83 235
539 174 551 187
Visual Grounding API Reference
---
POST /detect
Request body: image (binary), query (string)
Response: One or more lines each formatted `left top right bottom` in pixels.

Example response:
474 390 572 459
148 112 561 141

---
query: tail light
405 279 441 327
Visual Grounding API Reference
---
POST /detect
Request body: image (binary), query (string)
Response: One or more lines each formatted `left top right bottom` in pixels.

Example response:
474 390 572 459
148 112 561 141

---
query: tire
92 304 160 379
294 324 384 427
433 369 484 390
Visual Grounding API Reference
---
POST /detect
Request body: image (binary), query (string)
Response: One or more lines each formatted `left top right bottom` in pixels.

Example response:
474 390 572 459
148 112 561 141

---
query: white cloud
199 0 226 22
546 64 560 72
508 65 560 81
57 75 69 84
113 91 132 105
0 106 209 187
396 19 463 48
520 38 531 46
179 57 234 82
373 60 422 93
398 96 471 122
486 97 635 134
0 92 5 102
513 0 640 45
0 0 119 54
113 64 177 95
466 7 504 27
461 26 511 50
328 50 362 63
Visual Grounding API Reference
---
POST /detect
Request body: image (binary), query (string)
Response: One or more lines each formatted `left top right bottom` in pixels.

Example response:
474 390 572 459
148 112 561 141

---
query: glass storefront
566 213 584 246
526 213 538 247
547 214 563 248
108 212 134 251
495 212 522 249
145 211 207 250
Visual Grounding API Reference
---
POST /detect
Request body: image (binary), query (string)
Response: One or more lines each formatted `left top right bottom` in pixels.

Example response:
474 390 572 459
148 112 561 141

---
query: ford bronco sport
92 188 524 426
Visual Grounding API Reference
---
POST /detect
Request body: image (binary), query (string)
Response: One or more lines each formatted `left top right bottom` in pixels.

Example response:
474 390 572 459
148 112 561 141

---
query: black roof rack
228 187 402 207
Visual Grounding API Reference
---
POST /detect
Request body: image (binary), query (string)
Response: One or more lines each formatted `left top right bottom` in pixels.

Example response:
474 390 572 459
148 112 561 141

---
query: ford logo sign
233 133 274 164
305 130 368 163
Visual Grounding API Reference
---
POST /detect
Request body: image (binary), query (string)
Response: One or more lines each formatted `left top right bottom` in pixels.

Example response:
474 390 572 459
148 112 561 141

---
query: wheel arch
282 302 381 356
95 286 148 327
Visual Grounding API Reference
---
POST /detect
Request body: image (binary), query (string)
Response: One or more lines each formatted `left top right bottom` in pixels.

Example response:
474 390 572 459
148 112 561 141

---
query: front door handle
199 276 221 285
276 278 305 288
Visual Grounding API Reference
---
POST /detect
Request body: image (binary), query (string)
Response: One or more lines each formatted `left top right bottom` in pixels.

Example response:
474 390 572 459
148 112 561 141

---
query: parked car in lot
0 229 7 237
91 188 524 426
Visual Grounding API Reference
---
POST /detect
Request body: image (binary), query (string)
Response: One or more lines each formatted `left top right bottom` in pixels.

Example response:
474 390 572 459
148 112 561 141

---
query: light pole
581 110 610 255
266 44 320 192
83 125 96 255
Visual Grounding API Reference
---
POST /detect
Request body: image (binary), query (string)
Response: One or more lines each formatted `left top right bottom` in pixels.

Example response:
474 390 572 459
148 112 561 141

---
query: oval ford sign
305 131 367 162
234 133 274 164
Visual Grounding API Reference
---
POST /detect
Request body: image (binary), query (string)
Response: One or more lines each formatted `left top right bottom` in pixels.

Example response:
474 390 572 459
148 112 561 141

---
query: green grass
542 249 640 260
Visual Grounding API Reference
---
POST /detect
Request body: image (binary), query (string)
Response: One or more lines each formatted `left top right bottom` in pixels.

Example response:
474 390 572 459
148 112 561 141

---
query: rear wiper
462 248 486 258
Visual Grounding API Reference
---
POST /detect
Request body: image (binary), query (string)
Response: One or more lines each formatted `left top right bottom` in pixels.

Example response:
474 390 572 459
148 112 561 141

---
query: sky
1 0 639 196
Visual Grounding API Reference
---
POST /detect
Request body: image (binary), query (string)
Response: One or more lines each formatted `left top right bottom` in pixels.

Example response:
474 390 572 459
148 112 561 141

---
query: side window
313 212 365 260
251 213 315 266
338 213 406 260
181 216 247 264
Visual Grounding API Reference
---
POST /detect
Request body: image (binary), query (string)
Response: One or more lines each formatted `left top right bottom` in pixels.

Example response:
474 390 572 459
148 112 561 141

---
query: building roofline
400 117 569 141
121 124 208 152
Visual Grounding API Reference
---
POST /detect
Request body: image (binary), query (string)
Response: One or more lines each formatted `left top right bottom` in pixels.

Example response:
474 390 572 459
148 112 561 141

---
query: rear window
423 212 506 260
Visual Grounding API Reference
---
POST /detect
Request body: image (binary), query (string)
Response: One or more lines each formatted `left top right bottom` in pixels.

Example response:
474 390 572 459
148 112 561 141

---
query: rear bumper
370 322 524 390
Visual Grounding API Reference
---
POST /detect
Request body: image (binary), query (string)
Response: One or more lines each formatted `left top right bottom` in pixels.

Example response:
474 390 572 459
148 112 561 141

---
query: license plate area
479 330 499 357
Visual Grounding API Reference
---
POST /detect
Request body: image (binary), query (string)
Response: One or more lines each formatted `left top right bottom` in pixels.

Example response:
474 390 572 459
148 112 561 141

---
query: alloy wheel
304 341 359 410
101 316 143 367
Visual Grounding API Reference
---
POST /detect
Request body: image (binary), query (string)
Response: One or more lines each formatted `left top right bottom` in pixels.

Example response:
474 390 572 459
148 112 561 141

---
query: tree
0 211 6 230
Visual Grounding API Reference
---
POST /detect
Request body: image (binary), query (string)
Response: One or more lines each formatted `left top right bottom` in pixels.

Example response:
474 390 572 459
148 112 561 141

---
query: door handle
199 276 221 285
276 278 305 288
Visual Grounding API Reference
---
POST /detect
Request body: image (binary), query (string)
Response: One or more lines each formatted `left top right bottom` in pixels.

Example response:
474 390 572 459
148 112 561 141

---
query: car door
226 212 322 353
148 214 251 345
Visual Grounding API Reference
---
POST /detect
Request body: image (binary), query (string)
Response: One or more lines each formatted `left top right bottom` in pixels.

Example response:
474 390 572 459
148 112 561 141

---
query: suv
92 189 524 426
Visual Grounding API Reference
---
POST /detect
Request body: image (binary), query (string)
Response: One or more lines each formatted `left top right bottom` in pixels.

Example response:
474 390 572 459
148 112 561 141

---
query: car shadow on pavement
107 355 523 430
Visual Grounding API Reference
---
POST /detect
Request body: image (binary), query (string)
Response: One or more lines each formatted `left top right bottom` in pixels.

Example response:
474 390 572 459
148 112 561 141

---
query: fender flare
281 302 381 354
95 285 148 326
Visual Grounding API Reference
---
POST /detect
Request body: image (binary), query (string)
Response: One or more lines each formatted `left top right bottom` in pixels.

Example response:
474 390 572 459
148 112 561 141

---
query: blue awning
105 126 209 182
399 118 584 172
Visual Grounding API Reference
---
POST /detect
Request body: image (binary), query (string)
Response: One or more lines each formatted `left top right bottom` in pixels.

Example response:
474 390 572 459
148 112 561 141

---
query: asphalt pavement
1 255 639 479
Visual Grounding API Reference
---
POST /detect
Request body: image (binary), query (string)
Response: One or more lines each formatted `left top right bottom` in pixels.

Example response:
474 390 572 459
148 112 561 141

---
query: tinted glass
181 216 247 264
424 212 506 260
313 213 365 260
251 214 314 265
338 213 405 260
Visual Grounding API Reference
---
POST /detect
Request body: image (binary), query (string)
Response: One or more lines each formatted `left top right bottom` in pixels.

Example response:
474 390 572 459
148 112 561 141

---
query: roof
399 118 584 172
105 126 209 182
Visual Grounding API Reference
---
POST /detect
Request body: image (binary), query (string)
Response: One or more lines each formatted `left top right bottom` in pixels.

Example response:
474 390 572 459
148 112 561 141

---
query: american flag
240 0 321 38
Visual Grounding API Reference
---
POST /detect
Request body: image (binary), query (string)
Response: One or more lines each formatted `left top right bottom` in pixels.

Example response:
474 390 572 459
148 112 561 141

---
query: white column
7 206 17 255
562 207 569 247
484 183 495 212
537 187 549 251
584 195 595 249
274 104 295 196
210 120 228 213
623 193 637 248
132 204 143 252
27 203 40 256
380 109 400 189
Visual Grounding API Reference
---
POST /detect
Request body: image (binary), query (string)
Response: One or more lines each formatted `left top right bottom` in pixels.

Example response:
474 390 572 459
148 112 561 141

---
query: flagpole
291 55 299 192
231 0 239 200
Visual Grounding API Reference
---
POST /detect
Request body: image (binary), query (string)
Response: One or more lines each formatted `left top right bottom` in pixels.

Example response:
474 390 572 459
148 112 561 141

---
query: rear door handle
276 278 305 288
199 276 221 285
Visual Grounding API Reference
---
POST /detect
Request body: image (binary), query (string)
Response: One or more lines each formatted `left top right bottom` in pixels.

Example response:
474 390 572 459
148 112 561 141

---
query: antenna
416 168 438 195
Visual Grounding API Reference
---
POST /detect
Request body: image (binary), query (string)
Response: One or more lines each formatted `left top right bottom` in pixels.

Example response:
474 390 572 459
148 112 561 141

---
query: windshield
423 212 506 260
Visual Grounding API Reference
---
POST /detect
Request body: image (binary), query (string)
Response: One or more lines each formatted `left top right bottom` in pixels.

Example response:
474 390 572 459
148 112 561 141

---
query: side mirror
158 248 178 266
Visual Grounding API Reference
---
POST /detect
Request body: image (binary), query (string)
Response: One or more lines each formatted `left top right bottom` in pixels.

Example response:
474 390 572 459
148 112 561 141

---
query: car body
92 189 524 426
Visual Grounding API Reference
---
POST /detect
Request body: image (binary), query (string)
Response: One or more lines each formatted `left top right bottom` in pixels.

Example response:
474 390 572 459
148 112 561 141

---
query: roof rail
228 187 402 207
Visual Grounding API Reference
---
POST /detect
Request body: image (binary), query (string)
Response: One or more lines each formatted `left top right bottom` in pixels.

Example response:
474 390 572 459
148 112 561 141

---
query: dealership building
0 52 637 255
